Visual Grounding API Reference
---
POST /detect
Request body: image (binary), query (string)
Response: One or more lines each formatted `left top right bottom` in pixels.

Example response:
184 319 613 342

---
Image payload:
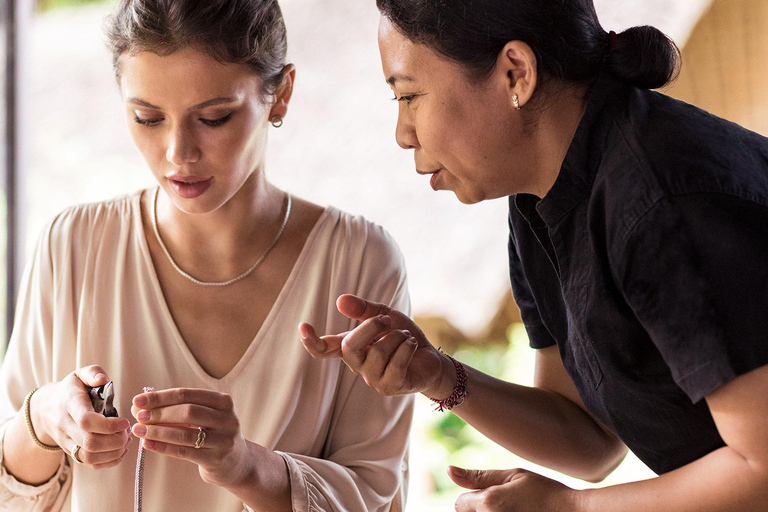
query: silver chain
151 187 291 287
134 387 154 512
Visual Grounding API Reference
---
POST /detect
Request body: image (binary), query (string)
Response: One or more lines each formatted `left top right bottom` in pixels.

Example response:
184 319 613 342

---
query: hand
450 466 579 512
33 365 132 469
131 388 250 487
299 294 456 398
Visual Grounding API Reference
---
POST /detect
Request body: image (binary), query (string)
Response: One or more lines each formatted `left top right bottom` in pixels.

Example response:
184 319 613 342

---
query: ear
269 63 296 120
495 41 537 110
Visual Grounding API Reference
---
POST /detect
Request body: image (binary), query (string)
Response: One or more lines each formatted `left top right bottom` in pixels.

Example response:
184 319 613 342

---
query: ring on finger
70 443 84 464
194 427 206 449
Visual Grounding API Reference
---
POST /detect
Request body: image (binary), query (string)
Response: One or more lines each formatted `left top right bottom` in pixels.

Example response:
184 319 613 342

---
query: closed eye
392 95 416 106
200 113 233 127
134 115 163 127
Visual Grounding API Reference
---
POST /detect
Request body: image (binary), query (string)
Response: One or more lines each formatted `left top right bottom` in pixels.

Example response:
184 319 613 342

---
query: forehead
378 16 468 89
119 48 260 105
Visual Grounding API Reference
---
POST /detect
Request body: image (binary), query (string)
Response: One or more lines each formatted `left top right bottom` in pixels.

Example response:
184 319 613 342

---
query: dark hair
376 0 681 90
105 0 288 97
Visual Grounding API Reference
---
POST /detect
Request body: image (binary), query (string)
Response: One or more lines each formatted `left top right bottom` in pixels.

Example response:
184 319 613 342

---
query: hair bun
606 26 681 89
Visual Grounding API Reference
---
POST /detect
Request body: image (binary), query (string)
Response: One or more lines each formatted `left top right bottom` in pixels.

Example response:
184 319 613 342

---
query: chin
453 189 485 205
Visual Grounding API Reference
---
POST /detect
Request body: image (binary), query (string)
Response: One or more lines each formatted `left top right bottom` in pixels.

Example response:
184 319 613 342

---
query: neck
153 173 288 281
520 83 590 198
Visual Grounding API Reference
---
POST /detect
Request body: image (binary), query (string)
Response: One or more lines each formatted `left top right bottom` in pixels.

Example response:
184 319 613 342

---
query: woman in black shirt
300 1 768 510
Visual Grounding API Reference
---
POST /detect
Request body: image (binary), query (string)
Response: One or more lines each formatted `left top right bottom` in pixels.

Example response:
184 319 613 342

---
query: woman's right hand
299 294 457 399
31 366 132 469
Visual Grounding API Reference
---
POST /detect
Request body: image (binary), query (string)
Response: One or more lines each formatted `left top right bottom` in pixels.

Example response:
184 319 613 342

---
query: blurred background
0 0 766 509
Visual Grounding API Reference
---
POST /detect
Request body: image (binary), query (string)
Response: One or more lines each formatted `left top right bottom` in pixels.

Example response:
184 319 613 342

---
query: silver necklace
151 187 292 287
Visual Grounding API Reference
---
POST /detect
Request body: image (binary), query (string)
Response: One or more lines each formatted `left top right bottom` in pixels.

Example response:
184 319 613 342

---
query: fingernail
450 466 467 476
132 424 147 436
379 315 392 326
137 410 150 422
134 396 148 407
143 440 155 449
403 330 411 337
94 373 106 382
118 420 130 431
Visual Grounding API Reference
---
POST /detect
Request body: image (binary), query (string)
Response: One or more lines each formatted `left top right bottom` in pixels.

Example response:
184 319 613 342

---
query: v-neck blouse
0 190 414 512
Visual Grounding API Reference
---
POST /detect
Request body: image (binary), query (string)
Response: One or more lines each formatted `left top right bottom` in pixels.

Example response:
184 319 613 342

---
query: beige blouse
0 190 413 511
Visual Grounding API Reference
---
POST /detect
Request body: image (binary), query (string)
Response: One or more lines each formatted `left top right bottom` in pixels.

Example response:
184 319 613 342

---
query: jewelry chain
151 187 291 287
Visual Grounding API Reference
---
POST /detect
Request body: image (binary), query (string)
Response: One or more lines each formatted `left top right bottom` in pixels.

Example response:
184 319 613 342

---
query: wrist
424 351 458 400
29 387 57 446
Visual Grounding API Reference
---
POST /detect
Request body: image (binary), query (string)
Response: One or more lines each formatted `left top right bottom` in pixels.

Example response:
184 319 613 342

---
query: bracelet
23 389 62 452
428 350 468 412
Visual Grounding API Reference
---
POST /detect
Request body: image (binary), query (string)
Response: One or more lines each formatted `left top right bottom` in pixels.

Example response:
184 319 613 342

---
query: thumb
336 294 392 322
448 466 515 490
75 365 111 388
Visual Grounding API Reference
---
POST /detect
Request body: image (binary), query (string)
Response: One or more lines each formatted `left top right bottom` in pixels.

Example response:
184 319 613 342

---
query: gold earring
512 94 521 111
270 115 284 128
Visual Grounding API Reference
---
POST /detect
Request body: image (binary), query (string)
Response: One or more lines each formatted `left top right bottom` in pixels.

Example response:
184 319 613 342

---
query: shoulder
319 205 406 267
594 89 768 246
38 191 142 260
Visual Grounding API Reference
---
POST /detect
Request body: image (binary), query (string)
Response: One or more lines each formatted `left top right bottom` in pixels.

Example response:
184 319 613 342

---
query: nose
394 111 418 150
166 124 201 166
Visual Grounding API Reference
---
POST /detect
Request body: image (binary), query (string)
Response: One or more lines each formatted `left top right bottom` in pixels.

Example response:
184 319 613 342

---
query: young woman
301 1 768 510
0 1 412 511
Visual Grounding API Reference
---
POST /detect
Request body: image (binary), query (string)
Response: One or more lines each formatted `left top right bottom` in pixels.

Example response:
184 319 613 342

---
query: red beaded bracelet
429 350 467 412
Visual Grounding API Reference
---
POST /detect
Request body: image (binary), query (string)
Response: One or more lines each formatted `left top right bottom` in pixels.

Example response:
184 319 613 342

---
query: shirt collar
518 73 629 226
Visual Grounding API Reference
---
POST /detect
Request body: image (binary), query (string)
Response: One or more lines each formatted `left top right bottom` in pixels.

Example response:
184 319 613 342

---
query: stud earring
270 115 284 128
512 94 521 111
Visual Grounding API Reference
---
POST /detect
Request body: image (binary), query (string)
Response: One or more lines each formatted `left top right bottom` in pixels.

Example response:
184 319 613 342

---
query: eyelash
133 113 234 128
392 95 416 106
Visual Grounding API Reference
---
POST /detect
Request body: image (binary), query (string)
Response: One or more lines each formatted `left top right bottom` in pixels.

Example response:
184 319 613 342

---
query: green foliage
36 0 112 13
422 327 531 492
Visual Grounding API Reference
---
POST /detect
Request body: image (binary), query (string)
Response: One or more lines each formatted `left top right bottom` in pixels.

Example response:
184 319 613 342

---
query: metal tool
89 381 118 417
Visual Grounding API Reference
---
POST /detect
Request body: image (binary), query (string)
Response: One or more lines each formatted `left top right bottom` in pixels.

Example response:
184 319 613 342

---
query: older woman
0 1 412 511
301 0 768 511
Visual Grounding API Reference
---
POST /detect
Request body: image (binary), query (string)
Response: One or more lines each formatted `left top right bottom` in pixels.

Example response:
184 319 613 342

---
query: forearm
225 441 292 512
577 445 768 511
443 362 624 481
2 395 64 486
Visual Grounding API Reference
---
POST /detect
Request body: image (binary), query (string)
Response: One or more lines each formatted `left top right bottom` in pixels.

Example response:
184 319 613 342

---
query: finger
362 330 411 380
74 365 111 388
141 439 205 465
134 403 223 429
134 388 234 412
132 423 212 449
70 438 132 467
66 400 130 435
448 466 517 490
454 489 484 512
90 447 131 470
340 315 393 367
298 323 345 358
336 294 392 322
378 337 418 393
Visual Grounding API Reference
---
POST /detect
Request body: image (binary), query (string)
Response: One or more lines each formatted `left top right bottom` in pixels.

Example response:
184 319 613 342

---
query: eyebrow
126 97 238 111
386 74 416 86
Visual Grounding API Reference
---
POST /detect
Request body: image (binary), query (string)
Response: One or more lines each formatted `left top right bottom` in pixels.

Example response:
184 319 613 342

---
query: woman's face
119 47 282 214
378 17 527 204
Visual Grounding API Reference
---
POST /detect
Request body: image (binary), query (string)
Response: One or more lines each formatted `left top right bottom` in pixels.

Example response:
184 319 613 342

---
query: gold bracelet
23 389 61 452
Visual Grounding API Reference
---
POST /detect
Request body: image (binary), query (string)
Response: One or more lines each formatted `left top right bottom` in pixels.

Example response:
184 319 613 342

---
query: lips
167 175 213 199
417 168 443 191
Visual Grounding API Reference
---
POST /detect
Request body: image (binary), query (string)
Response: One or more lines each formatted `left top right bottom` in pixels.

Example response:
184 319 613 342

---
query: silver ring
194 427 206 449
70 443 84 464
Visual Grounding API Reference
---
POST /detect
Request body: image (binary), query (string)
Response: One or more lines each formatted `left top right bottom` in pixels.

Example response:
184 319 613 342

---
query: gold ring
70 443 84 464
194 427 206 449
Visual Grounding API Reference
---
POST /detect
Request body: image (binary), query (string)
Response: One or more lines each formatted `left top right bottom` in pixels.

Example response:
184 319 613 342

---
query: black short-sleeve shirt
508 73 768 475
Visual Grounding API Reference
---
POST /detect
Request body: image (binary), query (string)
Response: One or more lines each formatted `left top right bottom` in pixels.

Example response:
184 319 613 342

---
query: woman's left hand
450 466 579 512
131 388 250 487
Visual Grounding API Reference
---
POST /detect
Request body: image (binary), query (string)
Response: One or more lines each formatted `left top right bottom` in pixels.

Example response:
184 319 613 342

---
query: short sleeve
508 210 557 349
615 193 768 402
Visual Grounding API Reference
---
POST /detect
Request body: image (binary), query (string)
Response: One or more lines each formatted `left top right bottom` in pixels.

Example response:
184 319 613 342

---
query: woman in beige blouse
0 1 412 511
